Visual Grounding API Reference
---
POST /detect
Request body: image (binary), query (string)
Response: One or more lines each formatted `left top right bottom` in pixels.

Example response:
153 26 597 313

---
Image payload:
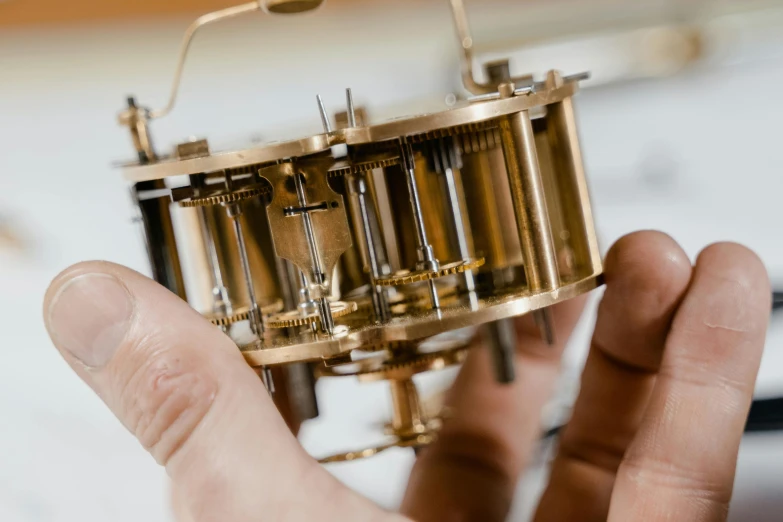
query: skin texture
43 231 770 522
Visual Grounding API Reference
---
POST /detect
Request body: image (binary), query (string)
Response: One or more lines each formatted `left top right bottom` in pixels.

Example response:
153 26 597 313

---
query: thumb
44 261 405 522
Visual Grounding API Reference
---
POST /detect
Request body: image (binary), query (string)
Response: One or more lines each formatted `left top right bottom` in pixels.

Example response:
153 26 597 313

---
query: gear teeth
204 299 284 326
407 120 498 144
375 258 485 287
366 351 459 375
267 301 358 329
328 156 401 178
457 128 502 155
178 186 270 208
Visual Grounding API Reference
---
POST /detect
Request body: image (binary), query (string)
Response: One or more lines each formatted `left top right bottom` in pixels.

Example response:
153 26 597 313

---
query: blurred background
2 0 783 520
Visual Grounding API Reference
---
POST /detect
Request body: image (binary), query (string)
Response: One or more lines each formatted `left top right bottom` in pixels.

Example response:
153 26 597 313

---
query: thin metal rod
228 206 273 393
444 167 475 292
293 173 334 333
354 176 391 321
346 88 357 128
150 2 262 119
293 174 325 283
230 211 265 335
486 319 517 384
400 141 440 309
400 142 431 256
437 137 476 293
316 95 332 133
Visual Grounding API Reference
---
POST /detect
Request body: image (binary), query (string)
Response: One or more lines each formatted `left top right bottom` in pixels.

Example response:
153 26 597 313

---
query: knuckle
115 342 218 466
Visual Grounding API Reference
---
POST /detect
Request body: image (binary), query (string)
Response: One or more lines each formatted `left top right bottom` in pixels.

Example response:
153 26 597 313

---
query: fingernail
46 273 134 368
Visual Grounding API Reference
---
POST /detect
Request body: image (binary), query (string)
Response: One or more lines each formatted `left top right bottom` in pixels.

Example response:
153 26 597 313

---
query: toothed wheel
266 301 358 329
204 299 284 326
177 186 270 208
375 258 485 287
328 156 401 178
316 346 468 381
407 120 498 143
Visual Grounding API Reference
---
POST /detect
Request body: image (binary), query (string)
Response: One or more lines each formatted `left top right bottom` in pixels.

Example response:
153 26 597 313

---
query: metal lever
448 0 532 95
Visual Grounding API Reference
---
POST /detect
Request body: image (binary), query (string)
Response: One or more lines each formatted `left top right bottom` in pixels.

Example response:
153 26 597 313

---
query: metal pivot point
400 140 441 309
352 174 392 321
346 88 357 128
291 172 335 334
316 94 332 133
497 84 559 345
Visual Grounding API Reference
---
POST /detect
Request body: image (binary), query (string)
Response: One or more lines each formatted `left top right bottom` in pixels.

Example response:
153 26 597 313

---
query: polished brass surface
116 0 604 464
120 82 580 182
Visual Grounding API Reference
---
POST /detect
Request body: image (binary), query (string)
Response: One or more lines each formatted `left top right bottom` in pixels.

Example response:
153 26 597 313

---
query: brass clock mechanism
117 0 604 463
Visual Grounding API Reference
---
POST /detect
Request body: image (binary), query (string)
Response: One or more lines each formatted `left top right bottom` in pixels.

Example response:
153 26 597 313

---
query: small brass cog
375 258 485 287
204 299 285 326
178 186 270 208
267 301 358 329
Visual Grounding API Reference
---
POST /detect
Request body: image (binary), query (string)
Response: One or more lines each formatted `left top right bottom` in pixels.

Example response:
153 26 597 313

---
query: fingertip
594 231 693 371
695 242 771 306
44 261 123 314
604 230 692 290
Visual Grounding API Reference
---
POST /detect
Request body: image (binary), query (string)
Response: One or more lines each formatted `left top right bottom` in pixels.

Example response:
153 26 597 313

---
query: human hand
43 231 770 521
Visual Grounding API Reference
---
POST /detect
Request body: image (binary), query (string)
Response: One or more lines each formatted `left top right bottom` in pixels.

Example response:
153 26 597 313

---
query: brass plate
240 273 602 366
120 82 579 182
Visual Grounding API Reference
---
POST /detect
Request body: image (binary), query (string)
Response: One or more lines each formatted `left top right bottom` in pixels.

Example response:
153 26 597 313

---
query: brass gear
316 346 468 381
358 348 468 382
328 156 401 178
267 301 358 329
375 258 485 287
204 299 284 326
407 119 498 144
178 186 270 208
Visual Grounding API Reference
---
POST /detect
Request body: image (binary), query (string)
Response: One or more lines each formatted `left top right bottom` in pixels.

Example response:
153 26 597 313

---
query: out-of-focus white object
469 0 783 88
